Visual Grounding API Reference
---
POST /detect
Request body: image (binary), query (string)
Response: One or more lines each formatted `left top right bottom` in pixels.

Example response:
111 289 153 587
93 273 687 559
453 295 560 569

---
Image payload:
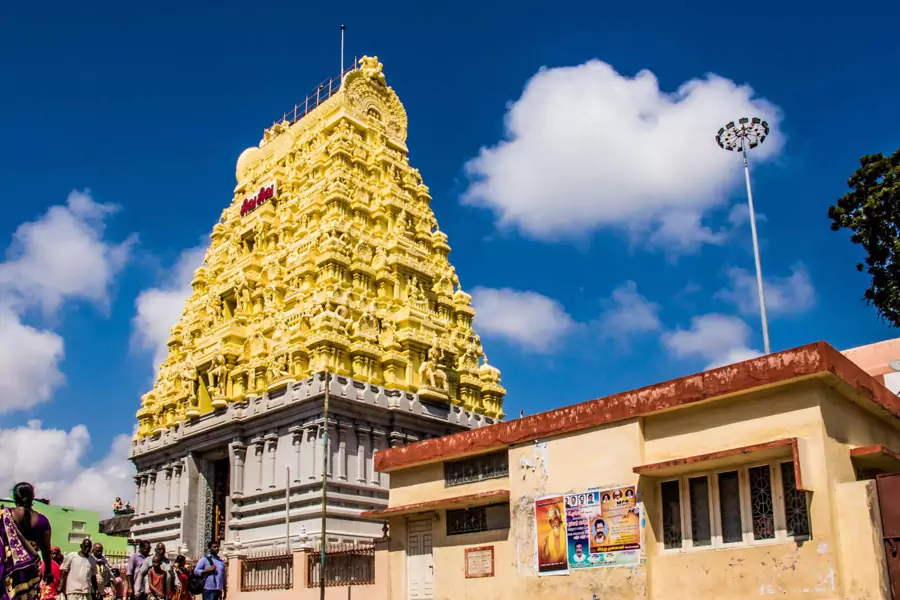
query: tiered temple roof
135 56 505 438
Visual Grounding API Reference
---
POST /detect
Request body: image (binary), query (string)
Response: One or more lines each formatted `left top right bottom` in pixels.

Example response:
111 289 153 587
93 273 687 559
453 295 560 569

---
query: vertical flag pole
319 371 330 600
285 466 290 553
340 25 345 82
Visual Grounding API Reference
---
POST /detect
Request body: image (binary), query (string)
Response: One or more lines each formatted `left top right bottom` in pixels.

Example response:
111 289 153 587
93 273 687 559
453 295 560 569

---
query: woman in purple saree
1 483 53 600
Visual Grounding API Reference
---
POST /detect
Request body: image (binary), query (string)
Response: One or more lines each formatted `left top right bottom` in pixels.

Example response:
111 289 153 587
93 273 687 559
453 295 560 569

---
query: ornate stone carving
135 57 504 438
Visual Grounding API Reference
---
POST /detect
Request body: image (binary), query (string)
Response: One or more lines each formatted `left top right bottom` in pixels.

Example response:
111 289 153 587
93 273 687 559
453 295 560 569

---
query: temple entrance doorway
212 458 230 543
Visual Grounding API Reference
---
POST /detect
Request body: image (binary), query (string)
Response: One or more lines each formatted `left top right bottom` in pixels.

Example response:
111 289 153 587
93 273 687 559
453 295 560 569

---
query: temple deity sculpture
180 355 198 398
418 346 448 391
208 345 230 395
267 353 291 382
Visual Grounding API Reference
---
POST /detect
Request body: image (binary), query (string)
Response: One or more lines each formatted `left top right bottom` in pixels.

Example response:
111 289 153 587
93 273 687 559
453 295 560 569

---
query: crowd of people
1 482 226 600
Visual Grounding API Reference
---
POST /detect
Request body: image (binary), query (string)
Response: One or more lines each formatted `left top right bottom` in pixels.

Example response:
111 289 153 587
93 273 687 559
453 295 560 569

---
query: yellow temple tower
129 56 505 554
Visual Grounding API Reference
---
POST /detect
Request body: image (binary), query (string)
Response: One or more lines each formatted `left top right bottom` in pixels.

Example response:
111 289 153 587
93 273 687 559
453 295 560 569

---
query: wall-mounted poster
563 490 600 570
534 495 568 575
566 485 641 568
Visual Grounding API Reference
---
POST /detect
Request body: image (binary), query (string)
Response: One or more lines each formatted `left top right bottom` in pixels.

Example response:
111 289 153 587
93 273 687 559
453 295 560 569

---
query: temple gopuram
128 57 505 556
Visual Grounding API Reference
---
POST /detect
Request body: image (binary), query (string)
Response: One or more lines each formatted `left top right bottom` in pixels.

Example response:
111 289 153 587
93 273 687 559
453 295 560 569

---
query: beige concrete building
363 341 900 600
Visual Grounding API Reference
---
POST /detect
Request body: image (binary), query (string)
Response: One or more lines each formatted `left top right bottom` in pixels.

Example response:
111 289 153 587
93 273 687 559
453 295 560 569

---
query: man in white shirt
58 538 99 600
572 542 588 564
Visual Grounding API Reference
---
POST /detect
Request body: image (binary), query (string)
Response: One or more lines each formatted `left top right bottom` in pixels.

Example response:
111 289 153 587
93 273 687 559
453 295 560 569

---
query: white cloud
662 313 761 370
726 203 767 229
132 244 207 370
598 281 661 340
463 60 783 253
471 287 576 352
0 305 65 414
0 190 136 315
717 263 815 317
0 191 135 413
0 421 134 515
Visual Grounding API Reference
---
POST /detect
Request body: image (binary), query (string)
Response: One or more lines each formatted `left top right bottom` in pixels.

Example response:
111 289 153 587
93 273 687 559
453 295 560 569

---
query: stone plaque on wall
465 545 495 578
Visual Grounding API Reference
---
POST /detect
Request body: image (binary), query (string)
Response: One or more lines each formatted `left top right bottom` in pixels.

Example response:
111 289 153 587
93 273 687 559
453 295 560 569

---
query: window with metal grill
444 451 509 487
446 503 510 536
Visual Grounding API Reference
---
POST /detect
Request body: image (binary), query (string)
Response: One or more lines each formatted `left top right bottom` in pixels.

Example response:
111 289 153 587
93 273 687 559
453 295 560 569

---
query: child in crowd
110 568 125 600
147 556 169 600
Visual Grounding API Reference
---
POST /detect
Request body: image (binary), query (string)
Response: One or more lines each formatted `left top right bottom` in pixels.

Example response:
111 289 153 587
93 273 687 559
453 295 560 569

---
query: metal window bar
240 553 293 592
306 542 375 588
444 451 509 487
276 58 359 128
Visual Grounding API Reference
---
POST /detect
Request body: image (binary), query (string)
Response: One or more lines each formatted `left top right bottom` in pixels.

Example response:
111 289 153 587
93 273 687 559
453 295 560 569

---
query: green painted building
0 499 129 556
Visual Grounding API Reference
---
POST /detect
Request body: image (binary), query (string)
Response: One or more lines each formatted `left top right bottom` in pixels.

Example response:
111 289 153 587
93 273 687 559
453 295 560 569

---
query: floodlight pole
741 140 771 355
716 117 772 355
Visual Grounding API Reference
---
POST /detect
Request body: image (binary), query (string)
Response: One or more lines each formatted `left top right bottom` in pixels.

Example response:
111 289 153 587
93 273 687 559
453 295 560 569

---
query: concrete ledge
633 438 809 490
850 444 900 473
360 489 510 518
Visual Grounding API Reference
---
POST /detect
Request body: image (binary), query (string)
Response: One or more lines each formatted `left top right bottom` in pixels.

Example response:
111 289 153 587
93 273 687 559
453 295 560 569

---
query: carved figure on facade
207 344 230 395
408 276 428 310
418 345 448 391
267 353 291 382
352 305 380 342
180 355 198 398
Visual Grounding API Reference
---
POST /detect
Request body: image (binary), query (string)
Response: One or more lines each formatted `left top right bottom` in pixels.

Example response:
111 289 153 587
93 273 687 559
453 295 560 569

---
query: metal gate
877 473 900 599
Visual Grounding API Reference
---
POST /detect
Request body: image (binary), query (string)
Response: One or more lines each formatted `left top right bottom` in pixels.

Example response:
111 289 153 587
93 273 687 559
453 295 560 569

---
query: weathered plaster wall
641 383 823 462
833 480 891 599
388 460 510 508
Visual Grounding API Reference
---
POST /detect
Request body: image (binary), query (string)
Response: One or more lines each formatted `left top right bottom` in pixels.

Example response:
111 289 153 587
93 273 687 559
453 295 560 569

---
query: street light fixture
716 117 772 355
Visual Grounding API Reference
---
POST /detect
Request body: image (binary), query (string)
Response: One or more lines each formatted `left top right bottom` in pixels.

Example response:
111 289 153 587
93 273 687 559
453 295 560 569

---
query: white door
407 519 435 600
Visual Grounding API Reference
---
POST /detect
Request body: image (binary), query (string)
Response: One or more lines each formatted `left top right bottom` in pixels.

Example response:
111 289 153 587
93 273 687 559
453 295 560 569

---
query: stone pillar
371 430 386 486
327 422 337 479
165 467 173 510
266 433 278 489
316 425 325 481
148 472 157 514
356 425 371 485
337 422 350 481
305 425 317 481
289 426 303 484
173 463 183 508
141 474 150 515
229 440 246 498
253 438 265 492
134 475 144 515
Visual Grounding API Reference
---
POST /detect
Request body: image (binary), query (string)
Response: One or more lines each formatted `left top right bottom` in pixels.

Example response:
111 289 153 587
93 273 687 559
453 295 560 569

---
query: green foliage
828 148 900 327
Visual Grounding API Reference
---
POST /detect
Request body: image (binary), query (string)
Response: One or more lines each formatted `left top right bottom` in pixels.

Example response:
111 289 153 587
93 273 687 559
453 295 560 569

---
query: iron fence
240 553 293 592
306 542 374 588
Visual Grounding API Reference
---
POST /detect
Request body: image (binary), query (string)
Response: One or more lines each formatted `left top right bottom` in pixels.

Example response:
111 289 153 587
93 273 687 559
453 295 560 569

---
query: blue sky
1 1 898 509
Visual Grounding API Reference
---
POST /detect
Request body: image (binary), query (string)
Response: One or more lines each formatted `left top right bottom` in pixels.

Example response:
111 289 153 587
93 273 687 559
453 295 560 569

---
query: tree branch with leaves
828 147 900 327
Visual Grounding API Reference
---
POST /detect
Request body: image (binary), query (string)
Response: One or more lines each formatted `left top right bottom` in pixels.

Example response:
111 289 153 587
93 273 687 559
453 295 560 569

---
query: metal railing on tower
274 57 359 128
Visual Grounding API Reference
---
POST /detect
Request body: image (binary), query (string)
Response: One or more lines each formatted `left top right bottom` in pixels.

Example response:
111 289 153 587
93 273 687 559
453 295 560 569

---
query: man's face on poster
548 508 562 532
575 543 584 556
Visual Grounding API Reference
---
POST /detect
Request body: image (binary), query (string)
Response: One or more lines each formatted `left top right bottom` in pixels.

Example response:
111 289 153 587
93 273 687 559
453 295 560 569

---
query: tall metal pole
340 25 345 81
716 117 772 355
319 371 330 600
741 141 771 354
285 466 291 553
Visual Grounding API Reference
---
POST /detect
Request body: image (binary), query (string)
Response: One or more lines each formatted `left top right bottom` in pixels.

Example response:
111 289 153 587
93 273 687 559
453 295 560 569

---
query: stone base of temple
129 372 494 557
